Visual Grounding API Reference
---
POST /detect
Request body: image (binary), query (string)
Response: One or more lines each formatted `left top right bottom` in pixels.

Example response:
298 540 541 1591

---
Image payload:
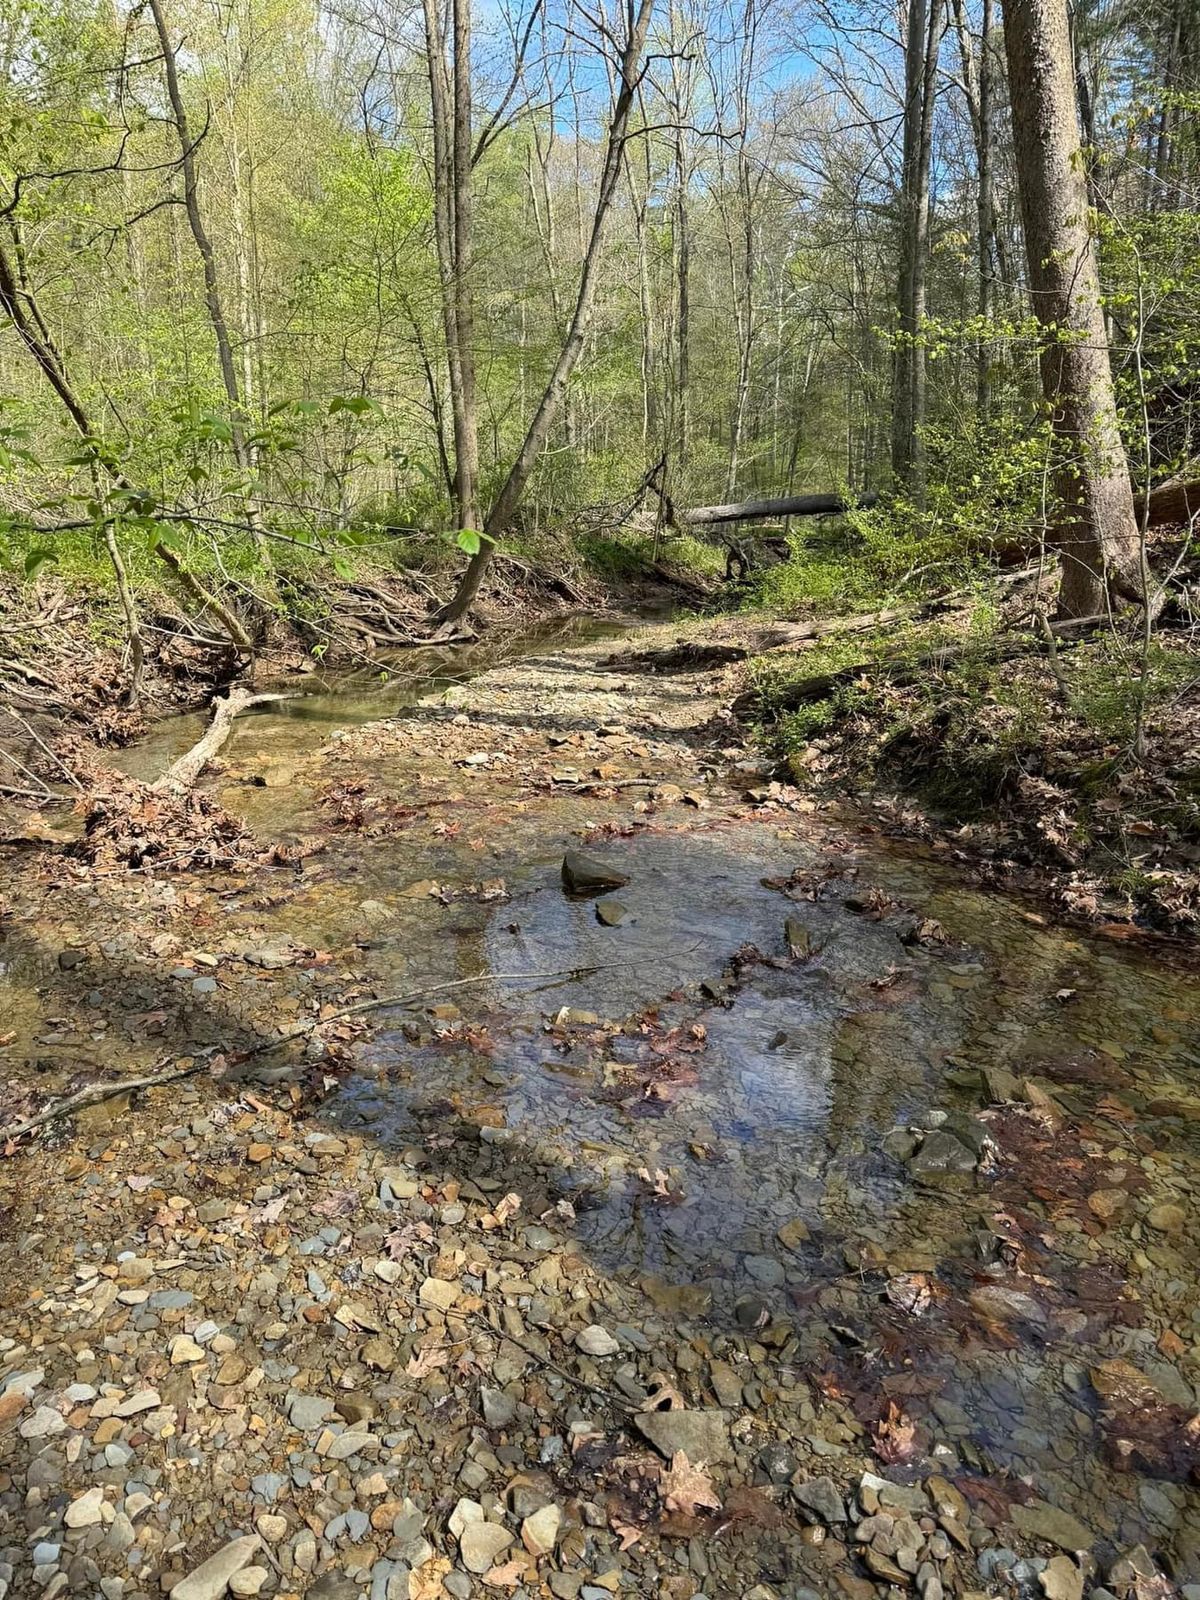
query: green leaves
454 527 494 556
23 545 57 581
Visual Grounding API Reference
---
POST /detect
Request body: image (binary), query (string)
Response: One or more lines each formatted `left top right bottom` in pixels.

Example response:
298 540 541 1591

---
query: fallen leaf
660 1450 721 1516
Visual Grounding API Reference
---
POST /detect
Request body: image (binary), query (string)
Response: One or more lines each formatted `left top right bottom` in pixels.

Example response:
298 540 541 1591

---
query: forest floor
1 615 1200 1600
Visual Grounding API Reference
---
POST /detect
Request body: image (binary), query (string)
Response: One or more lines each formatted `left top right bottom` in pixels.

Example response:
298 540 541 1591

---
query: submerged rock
561 851 629 893
909 1128 979 1176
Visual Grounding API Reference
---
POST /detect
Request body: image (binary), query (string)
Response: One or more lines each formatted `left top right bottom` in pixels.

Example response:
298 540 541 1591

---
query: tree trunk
147 0 265 558
436 0 656 625
1002 0 1142 617
892 0 941 494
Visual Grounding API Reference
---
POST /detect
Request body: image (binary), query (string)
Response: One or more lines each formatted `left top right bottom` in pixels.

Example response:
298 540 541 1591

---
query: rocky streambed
1 615 1199 1600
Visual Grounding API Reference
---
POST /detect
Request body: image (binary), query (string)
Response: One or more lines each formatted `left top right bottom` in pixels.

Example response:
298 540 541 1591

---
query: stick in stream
153 686 292 793
1 953 692 1143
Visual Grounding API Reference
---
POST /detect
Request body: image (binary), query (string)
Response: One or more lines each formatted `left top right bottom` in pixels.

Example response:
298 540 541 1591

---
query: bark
104 525 144 707
421 0 480 538
683 492 880 525
950 0 998 420
892 0 942 492
153 686 288 792
147 0 265 557
1002 0 1142 616
437 0 657 625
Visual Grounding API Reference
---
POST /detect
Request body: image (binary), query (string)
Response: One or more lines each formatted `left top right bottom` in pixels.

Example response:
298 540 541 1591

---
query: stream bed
2 613 1200 1597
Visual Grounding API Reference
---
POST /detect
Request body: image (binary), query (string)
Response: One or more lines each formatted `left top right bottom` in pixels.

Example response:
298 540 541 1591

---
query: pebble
576 1325 620 1356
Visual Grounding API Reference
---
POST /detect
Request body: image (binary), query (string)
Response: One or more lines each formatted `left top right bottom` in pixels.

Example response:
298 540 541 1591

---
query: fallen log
153 686 290 793
682 492 879 527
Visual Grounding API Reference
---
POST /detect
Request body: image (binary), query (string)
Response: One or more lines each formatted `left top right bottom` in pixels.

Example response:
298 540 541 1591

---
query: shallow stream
16 614 1200 1577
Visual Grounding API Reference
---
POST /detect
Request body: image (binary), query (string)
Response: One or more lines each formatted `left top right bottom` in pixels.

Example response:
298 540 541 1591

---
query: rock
561 851 629 893
287 1394 332 1429
969 1285 1047 1325
418 1276 460 1311
595 897 629 926
169 1335 206 1365
882 1128 920 1162
64 1487 105 1528
1039 1555 1084 1600
794 1475 847 1524
576 1324 620 1356
1011 1501 1094 1552
1147 1202 1186 1233
784 916 812 958
459 1520 513 1573
254 1515 287 1543
635 1408 732 1463
744 1253 785 1287
361 1335 396 1372
777 1218 810 1251
19 1405 65 1439
521 1503 562 1556
228 1572 269 1599
981 1063 1021 1103
909 1129 978 1176
168 1536 260 1600
481 1387 517 1428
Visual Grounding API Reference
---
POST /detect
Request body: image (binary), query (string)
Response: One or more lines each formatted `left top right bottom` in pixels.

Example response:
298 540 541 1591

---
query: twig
0 1059 190 1143
242 954 683 1058
7 710 83 790
2 957 694 1142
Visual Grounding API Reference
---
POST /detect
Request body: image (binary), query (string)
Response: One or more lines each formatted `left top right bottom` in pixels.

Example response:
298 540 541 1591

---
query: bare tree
148 0 265 556
1002 0 1142 616
891 0 943 494
433 0 657 626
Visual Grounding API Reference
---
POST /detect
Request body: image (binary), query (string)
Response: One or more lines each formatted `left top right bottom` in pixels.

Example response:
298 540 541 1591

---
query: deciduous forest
1 0 1199 1596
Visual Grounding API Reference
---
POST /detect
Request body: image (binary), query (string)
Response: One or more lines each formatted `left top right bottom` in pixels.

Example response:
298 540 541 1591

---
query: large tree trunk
1002 0 1143 617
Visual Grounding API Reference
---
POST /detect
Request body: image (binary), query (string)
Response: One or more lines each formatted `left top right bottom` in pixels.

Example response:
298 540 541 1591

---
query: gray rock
635 1408 732 1464
1012 1501 1094 1552
561 851 629 893
595 897 629 926
480 1387 517 1428
793 1475 846 1524
169 1536 261 1600
576 1325 620 1357
287 1393 333 1429
909 1129 979 1176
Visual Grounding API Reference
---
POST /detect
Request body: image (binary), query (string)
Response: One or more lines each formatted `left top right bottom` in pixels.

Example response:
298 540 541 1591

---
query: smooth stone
167 1536 261 1600
64 1487 105 1528
561 851 629 893
1011 1501 1094 1552
576 1325 620 1357
521 1503 562 1556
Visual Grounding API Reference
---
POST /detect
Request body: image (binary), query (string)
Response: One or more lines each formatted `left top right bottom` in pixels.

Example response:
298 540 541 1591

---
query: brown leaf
660 1450 721 1516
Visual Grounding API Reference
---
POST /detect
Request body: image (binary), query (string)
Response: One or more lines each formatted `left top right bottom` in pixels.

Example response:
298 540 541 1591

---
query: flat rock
522 1503 562 1556
909 1129 978 1176
561 851 629 893
169 1535 260 1600
459 1520 513 1573
576 1324 620 1356
635 1408 732 1463
794 1475 847 1524
64 1487 105 1528
1011 1500 1094 1552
